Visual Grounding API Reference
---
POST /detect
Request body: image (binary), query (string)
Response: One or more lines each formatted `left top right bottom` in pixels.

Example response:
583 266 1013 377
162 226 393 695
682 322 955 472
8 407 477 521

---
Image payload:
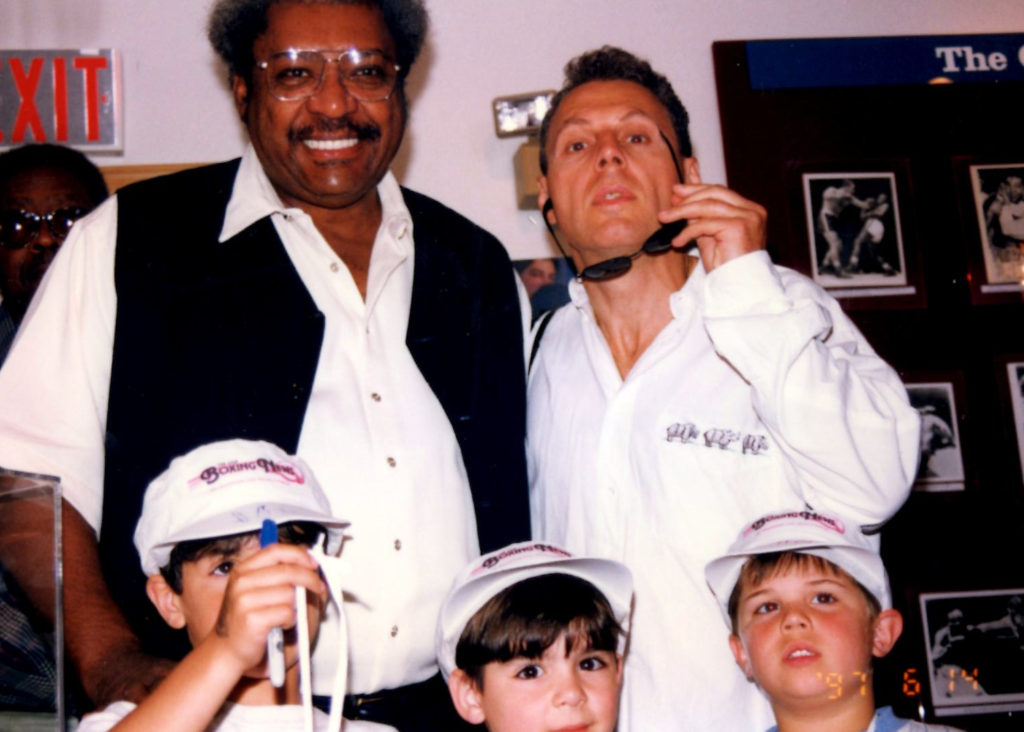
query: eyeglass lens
0 208 86 250
264 50 398 102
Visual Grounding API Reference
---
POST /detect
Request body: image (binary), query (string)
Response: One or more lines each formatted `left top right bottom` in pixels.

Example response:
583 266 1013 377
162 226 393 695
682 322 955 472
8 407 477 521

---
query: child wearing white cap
705 510 964 732
436 541 633 732
76 439 354 732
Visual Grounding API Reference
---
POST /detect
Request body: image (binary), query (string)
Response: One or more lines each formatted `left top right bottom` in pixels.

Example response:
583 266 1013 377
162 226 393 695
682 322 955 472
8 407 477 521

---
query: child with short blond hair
706 511 964 732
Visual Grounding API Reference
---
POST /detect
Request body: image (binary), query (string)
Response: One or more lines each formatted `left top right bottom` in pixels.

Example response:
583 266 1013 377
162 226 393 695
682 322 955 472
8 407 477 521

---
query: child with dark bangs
436 543 633 732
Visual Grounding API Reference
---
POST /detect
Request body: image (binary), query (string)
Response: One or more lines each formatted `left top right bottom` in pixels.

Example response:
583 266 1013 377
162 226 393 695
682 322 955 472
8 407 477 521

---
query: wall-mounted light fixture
492 90 554 209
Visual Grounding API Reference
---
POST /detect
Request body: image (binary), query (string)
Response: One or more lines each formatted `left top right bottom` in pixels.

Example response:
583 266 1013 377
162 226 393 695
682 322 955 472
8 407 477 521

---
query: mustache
289 117 381 143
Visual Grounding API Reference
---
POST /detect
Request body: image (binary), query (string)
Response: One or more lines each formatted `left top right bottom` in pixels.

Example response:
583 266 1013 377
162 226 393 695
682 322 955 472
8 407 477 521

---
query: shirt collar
668 255 704 318
220 145 284 242
219 143 412 246
375 165 413 251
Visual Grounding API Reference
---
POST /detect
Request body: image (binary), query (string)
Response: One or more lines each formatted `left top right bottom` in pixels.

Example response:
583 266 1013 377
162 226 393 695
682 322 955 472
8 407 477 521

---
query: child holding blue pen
76 439 356 732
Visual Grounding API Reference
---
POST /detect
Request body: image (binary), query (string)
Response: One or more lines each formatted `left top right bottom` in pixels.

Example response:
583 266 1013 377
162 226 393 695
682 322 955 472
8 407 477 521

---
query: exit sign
0 49 121 151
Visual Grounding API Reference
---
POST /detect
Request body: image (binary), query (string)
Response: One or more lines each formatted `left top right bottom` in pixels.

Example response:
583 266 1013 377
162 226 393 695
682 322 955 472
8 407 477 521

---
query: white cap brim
142 501 347 576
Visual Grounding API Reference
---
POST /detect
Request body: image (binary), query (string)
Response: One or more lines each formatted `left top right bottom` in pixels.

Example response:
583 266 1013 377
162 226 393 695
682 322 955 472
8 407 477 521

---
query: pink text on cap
188 457 306 489
741 510 846 538
472 543 573 575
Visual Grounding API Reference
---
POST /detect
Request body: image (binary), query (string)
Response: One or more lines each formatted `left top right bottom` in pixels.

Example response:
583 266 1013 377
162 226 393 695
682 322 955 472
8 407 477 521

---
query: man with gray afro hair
0 0 530 729
208 0 427 88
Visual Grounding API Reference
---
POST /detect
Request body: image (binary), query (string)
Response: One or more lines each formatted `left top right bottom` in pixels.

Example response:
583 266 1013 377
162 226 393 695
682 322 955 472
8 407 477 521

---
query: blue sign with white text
746 34 1024 90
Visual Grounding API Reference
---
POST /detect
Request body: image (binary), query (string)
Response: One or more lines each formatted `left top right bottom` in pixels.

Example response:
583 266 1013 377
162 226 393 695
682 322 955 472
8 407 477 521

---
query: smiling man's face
235 2 405 213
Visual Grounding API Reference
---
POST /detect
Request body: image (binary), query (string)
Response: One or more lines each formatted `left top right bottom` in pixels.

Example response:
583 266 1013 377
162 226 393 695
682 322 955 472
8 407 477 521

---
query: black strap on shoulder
529 307 557 372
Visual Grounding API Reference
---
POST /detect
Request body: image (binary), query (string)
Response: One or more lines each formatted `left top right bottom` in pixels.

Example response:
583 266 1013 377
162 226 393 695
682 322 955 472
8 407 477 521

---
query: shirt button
386 457 397 468
390 625 399 638
371 392 382 402
330 262 340 273
394 539 402 551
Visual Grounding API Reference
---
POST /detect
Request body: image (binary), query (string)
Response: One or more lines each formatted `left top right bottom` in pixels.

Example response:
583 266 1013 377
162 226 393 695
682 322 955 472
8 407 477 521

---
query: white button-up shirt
528 251 920 732
0 145 487 698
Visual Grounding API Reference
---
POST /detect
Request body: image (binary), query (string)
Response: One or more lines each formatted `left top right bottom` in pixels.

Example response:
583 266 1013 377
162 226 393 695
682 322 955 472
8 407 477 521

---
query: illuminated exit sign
0 49 121 151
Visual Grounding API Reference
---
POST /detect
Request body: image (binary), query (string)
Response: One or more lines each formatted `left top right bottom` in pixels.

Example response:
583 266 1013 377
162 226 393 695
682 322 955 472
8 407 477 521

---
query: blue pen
260 518 286 688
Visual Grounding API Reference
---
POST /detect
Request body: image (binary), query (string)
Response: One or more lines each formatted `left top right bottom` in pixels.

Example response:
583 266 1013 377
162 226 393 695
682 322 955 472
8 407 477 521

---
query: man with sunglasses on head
0 144 107 365
528 47 920 732
0 2 528 730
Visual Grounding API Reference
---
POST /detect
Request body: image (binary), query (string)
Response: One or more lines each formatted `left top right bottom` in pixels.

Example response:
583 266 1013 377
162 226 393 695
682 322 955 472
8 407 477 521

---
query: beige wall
3 0 1022 257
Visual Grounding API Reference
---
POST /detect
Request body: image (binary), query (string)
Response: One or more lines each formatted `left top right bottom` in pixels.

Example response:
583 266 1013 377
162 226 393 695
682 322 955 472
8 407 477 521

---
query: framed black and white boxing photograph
968 163 1024 294
1007 361 1024 483
904 381 965 492
802 171 910 296
920 588 1024 717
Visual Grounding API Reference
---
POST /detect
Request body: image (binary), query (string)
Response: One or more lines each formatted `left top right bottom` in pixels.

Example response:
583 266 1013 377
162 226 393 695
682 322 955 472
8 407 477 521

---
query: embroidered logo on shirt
665 422 769 455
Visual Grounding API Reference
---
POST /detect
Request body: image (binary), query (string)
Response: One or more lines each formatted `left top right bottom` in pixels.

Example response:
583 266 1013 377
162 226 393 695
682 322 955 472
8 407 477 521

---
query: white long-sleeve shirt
528 251 920 732
0 146 494 698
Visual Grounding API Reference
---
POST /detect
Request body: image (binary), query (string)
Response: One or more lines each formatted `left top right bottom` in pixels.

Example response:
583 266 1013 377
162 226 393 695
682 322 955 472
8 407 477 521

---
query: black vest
102 160 529 658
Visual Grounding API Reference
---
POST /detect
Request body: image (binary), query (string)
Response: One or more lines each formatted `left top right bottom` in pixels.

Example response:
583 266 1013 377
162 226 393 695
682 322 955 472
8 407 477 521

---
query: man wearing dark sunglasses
0 144 107 365
0 1 528 729
527 47 921 732
0 144 107 720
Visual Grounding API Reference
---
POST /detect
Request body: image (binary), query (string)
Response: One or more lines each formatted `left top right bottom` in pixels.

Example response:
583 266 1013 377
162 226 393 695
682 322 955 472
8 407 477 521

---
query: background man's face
520 258 556 296
0 166 92 316
539 80 694 262
235 2 406 212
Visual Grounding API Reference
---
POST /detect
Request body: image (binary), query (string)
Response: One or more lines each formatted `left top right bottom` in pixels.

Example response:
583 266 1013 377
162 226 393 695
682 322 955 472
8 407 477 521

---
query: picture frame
1006 361 1024 482
967 162 1024 295
802 171 912 294
954 157 1024 304
920 588 1024 717
904 380 966 492
787 159 924 309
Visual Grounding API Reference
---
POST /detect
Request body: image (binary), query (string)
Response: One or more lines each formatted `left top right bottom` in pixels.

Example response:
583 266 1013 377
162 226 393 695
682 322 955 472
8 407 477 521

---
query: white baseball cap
704 509 891 626
134 439 348 576
436 541 633 679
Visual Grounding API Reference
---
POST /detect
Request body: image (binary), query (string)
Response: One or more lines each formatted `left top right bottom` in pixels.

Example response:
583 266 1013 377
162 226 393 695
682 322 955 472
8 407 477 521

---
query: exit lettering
0 49 120 149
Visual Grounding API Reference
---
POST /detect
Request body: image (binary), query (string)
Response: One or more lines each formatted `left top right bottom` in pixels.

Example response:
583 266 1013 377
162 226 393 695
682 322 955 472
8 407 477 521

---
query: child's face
728 563 896 711
467 633 622 732
175 535 322 678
